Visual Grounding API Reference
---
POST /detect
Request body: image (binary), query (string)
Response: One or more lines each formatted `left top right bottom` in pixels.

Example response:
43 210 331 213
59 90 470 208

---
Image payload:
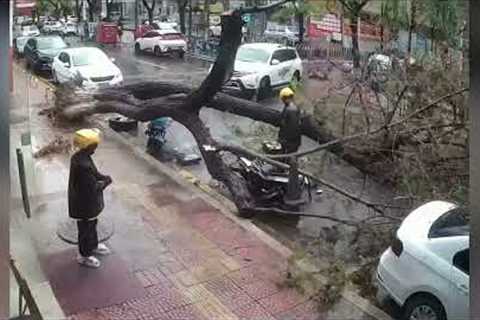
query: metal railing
10 259 43 320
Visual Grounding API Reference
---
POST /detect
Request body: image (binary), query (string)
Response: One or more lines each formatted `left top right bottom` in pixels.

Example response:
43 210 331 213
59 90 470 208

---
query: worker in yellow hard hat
278 87 301 154
68 129 112 268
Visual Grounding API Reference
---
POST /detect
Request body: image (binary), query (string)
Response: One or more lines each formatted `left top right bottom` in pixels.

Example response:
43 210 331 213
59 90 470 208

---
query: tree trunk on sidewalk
297 12 305 43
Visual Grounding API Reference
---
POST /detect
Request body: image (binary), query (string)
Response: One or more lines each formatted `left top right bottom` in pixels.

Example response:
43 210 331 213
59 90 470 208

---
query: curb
97 123 394 320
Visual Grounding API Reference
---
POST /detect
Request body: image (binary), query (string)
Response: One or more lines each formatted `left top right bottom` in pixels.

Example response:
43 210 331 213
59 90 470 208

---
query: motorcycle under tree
230 155 314 211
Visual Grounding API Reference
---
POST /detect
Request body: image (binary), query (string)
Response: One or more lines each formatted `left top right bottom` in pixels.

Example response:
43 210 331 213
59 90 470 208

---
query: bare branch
268 87 469 159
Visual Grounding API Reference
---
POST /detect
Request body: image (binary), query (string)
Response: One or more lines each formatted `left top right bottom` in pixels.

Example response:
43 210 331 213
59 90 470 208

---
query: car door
141 32 155 51
281 49 297 82
449 248 469 320
56 52 72 83
24 38 36 65
269 49 286 86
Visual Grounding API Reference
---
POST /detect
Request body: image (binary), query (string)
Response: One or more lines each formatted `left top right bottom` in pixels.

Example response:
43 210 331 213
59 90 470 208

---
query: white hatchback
377 201 469 320
52 47 123 90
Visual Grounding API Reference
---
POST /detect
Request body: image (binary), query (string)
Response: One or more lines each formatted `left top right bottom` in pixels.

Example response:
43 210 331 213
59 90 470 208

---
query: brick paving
65 184 317 320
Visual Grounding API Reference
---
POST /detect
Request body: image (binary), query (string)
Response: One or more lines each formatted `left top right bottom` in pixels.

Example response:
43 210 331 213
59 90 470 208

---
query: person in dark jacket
278 87 302 154
69 129 112 268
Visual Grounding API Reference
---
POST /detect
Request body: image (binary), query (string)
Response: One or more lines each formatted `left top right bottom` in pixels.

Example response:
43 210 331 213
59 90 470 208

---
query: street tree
177 0 188 34
378 0 407 51
337 0 370 69
38 0 72 20
106 0 115 20
51 0 468 221
142 0 157 24
85 0 100 22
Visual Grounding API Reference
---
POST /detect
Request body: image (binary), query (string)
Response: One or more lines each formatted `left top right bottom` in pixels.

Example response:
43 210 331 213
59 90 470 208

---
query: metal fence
185 34 369 64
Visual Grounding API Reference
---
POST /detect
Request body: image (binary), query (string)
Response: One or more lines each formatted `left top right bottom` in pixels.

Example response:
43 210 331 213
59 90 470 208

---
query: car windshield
37 37 66 50
236 47 270 63
72 49 109 66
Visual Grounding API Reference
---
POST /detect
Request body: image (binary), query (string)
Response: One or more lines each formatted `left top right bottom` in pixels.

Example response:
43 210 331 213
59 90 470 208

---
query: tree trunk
380 24 384 51
297 12 305 43
188 0 193 37
147 8 154 23
178 0 187 34
106 1 114 20
407 0 416 57
350 14 361 69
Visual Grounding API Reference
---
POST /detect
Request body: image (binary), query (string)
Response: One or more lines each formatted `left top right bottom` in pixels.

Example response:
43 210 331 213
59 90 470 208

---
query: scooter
145 118 202 166
145 117 171 155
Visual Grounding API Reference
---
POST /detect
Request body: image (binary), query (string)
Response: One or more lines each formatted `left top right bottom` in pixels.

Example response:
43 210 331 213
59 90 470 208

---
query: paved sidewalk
11 64 321 320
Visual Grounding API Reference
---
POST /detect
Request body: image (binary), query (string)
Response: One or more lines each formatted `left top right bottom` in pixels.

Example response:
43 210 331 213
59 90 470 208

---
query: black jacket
278 102 302 152
68 151 108 220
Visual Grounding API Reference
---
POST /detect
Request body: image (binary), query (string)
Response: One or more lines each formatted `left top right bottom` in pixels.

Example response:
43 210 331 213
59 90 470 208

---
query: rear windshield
162 33 183 40
428 207 469 238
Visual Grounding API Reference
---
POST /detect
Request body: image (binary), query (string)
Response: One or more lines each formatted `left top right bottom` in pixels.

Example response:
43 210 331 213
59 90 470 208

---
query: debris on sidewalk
33 136 73 158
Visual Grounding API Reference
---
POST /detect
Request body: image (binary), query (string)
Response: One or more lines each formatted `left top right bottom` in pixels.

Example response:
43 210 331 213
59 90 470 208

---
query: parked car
62 22 78 36
263 23 299 44
16 24 40 38
24 36 68 73
13 36 30 58
134 29 187 58
377 200 469 320
52 47 123 90
221 43 303 100
42 20 64 34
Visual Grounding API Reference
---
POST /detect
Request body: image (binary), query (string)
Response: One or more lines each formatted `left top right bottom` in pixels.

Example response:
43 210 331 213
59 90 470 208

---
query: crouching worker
69 129 113 268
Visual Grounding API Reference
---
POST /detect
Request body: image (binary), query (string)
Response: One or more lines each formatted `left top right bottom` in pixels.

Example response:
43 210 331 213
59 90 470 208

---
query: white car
17 25 40 38
221 43 303 100
377 201 469 320
62 22 78 36
43 21 64 34
52 47 123 90
134 29 187 58
264 23 299 44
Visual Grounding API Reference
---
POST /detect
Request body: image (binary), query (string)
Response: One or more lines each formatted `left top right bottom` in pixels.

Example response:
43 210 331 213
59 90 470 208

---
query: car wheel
208 30 214 38
292 71 301 82
178 51 185 59
154 46 161 57
134 43 141 55
52 70 59 84
256 77 271 101
108 116 138 132
402 295 446 320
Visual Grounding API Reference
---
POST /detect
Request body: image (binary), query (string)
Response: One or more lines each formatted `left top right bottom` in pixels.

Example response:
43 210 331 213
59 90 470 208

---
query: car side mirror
271 59 280 66
64 62 70 68
110 57 116 63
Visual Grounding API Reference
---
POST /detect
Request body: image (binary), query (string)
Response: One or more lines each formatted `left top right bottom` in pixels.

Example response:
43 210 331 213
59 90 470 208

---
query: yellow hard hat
74 129 101 149
279 87 295 100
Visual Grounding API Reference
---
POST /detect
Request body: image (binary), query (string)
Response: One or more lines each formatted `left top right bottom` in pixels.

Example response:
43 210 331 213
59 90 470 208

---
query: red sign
96 22 118 44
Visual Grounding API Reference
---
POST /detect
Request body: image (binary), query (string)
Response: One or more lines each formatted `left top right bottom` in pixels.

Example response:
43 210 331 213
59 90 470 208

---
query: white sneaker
77 255 101 268
93 243 111 256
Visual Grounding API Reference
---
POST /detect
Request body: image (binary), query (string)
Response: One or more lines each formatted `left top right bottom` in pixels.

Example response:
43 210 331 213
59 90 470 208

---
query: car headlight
241 73 259 88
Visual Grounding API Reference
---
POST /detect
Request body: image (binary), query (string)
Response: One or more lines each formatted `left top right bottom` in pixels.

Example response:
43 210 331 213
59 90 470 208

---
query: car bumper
34 61 53 71
221 79 256 98
376 249 404 306
83 78 123 90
